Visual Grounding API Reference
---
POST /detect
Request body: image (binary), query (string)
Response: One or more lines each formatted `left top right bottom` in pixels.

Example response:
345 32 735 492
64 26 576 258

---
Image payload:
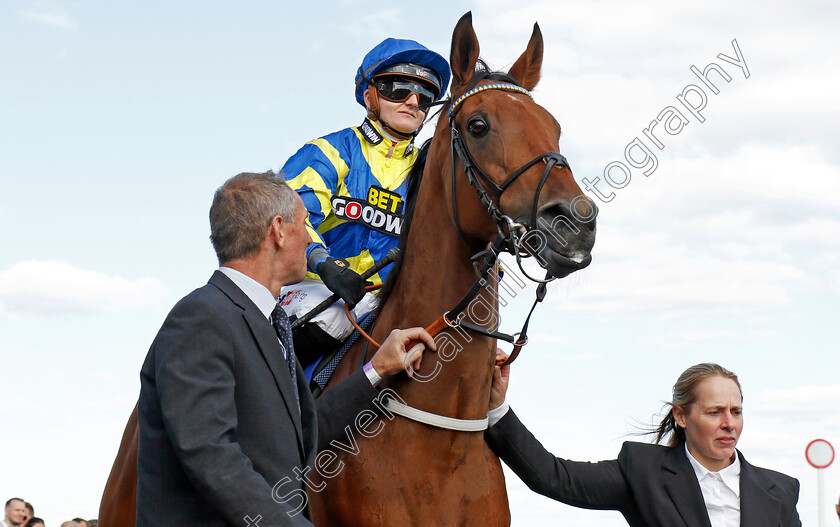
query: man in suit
137 172 435 526
485 357 801 527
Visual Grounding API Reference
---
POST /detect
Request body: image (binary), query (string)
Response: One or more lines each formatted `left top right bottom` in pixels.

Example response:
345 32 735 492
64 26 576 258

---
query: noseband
449 82 571 283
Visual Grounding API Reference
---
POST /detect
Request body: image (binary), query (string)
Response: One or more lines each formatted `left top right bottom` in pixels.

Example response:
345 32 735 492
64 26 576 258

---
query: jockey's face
378 92 426 135
365 83 427 135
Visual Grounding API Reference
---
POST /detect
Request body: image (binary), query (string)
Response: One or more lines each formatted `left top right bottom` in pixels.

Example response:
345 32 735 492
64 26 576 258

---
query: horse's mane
375 137 429 305
375 60 519 308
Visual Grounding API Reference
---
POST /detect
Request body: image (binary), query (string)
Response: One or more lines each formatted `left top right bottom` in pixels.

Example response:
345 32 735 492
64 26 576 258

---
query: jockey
279 37 450 369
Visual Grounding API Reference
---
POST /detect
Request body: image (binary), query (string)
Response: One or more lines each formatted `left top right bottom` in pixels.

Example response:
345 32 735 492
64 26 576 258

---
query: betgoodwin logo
331 194 404 235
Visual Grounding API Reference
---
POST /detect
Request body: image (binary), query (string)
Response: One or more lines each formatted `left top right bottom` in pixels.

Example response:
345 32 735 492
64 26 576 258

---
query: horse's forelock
463 60 521 92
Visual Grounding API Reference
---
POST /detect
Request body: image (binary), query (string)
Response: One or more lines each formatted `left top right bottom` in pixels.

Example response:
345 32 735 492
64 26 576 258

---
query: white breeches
279 278 379 341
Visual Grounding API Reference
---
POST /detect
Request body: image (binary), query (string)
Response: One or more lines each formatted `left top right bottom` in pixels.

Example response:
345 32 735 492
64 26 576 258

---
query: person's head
24 518 45 527
4 498 26 525
355 38 450 137
73 518 90 527
210 172 309 286
60 521 79 527
19 502 33 525
653 363 743 471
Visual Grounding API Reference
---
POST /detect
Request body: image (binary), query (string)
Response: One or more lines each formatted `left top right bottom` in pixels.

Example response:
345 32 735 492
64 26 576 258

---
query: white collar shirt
685 443 741 527
219 267 286 357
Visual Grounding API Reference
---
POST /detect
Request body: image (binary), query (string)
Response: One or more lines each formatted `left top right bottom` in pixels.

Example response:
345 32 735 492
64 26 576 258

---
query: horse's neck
375 157 497 420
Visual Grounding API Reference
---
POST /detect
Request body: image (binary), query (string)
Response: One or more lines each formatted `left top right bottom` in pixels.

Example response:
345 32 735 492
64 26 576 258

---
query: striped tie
271 303 300 413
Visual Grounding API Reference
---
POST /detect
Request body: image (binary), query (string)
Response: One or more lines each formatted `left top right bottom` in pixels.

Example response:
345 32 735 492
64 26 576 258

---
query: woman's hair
25 518 45 527
649 363 742 447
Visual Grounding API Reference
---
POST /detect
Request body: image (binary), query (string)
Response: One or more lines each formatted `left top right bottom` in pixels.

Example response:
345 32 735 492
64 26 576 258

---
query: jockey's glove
316 257 367 309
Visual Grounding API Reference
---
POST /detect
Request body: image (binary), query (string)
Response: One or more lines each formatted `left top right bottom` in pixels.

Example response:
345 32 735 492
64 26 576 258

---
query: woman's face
365 86 427 135
674 375 743 472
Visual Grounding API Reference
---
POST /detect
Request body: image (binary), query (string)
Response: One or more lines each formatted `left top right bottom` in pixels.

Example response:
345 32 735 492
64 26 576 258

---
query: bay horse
307 12 596 526
98 12 596 526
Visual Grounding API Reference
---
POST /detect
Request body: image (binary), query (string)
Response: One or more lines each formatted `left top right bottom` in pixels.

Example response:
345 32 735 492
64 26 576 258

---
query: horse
306 12 596 526
98 12 596 526
99 403 138 527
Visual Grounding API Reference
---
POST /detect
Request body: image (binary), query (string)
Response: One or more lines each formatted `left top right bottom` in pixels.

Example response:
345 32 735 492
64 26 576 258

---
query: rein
347 236 546 367
346 239 545 432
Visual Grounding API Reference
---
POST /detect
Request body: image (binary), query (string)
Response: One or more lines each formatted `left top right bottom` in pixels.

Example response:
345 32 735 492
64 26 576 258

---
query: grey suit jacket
486 409 801 527
137 271 379 526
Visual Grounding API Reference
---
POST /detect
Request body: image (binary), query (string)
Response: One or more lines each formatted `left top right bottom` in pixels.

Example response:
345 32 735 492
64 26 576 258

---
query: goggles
373 77 438 107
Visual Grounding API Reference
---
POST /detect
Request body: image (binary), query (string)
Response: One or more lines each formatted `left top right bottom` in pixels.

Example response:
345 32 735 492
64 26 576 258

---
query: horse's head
433 12 596 279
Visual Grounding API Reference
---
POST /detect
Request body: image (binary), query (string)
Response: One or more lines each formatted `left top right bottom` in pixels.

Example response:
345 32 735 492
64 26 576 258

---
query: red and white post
805 438 835 527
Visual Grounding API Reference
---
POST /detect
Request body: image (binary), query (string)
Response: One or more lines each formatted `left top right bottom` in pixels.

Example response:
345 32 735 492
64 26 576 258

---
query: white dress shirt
686 444 741 527
219 266 287 358
487 401 510 427
219 267 380 387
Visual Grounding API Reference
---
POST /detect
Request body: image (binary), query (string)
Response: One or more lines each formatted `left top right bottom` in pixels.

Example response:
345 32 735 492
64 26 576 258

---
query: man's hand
370 328 437 378
316 257 367 308
489 348 510 411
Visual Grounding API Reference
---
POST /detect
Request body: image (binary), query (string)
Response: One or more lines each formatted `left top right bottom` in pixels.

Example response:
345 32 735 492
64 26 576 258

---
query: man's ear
269 215 285 248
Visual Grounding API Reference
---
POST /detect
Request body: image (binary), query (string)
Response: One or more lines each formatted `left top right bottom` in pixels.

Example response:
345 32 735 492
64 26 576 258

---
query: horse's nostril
538 199 598 234
538 202 591 226
573 198 598 224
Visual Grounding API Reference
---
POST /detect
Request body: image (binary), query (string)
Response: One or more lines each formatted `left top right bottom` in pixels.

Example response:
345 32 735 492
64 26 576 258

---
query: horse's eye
467 118 489 137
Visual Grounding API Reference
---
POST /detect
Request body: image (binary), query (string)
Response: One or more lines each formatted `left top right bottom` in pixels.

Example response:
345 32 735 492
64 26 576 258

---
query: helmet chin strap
365 85 423 141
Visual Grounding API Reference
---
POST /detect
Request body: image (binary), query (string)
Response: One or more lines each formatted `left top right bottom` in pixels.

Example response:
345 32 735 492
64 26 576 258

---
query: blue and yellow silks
281 119 417 285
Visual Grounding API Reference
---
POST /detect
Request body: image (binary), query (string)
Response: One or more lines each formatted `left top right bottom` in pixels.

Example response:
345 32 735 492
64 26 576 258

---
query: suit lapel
662 446 713 527
209 272 306 456
738 451 782 526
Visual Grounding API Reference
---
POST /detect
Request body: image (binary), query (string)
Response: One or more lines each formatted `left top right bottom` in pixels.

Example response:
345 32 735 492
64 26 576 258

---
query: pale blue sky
1 1 838 525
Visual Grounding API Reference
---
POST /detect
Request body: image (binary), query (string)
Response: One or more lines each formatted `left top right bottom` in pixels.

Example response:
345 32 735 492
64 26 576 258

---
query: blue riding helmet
354 38 450 108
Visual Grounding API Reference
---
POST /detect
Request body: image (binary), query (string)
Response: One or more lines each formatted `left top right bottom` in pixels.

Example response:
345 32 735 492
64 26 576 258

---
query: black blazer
137 271 380 526
486 409 801 527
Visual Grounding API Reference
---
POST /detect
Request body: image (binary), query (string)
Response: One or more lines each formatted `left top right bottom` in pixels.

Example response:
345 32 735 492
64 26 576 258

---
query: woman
278 37 449 370
486 359 802 527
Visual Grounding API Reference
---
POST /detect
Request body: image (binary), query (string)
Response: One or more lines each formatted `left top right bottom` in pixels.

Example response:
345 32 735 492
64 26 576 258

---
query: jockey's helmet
354 38 450 108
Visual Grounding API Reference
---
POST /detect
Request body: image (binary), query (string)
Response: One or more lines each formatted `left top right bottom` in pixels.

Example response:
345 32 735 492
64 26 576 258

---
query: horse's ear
450 12 480 91
508 22 543 91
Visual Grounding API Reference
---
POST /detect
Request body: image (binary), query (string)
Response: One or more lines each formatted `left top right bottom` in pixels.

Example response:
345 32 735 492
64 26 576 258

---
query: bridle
354 81 576 355
340 80 577 432
448 82 572 284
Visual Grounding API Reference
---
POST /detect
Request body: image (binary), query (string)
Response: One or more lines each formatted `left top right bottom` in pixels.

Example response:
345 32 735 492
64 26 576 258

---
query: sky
1 0 838 525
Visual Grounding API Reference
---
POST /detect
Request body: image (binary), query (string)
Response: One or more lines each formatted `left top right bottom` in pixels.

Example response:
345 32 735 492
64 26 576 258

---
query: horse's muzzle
519 199 597 278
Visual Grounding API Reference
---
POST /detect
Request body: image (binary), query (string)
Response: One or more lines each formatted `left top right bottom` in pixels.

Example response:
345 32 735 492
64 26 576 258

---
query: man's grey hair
209 171 299 264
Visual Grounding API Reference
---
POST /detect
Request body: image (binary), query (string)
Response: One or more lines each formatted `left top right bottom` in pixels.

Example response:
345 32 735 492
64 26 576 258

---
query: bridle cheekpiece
448 81 571 283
